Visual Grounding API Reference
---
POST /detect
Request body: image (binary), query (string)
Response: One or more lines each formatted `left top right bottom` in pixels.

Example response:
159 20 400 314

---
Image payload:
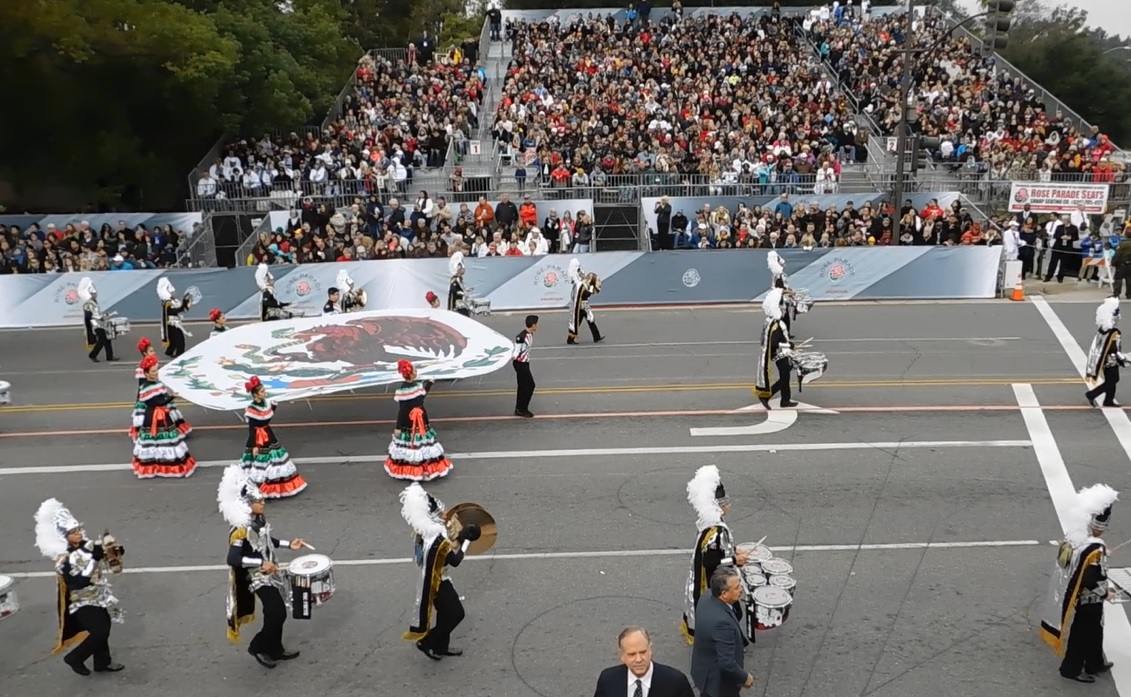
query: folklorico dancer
130 347 191 442
755 288 797 410
513 314 538 417
256 263 293 322
132 355 197 478
1086 297 1127 408
219 465 309 669
385 360 454 481
157 277 189 358
79 277 119 363
1040 484 1119 683
323 287 342 315
567 258 604 345
401 483 478 660
426 291 441 309
34 498 125 675
210 308 228 337
680 465 750 645
240 376 307 498
448 251 470 316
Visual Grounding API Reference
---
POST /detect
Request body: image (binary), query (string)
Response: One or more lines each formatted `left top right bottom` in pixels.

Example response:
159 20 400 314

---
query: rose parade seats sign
159 309 515 411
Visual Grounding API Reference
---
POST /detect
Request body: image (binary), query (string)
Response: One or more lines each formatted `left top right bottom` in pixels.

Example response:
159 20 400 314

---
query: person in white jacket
523 227 549 256
1002 220 1023 262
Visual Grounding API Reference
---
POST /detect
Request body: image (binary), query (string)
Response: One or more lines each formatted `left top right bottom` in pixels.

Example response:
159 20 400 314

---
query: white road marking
1012 385 1077 533
0 440 1035 476
0 539 1044 579
690 400 840 436
1028 297 1131 697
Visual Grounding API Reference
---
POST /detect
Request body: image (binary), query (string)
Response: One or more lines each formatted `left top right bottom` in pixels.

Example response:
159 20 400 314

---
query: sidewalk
1022 276 1113 301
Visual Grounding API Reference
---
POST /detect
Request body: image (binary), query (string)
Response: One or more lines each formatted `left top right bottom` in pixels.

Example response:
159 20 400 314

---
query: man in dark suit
690 568 755 697
593 626 694 697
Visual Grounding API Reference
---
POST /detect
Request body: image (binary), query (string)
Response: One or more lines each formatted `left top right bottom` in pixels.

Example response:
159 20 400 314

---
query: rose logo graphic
294 280 313 297
542 271 559 288
55 283 80 306
1013 187 1029 204
828 264 847 281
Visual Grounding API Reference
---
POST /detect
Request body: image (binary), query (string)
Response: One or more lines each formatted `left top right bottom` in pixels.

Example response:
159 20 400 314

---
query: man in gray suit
690 567 755 697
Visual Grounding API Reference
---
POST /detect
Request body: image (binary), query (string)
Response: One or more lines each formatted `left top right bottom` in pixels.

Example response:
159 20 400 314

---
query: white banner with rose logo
1008 182 1110 215
478 252 641 310
160 308 516 411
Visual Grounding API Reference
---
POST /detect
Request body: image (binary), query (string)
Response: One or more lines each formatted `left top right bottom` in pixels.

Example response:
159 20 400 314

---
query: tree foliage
948 0 1131 148
0 0 443 211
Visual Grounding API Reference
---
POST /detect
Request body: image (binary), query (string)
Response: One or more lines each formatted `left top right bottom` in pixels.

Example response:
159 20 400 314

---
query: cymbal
444 502 498 555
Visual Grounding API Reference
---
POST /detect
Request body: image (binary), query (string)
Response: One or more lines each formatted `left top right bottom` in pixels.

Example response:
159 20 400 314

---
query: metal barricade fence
175 215 218 268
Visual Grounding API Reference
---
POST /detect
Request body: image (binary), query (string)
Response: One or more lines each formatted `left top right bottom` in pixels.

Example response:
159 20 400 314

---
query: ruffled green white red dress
240 398 307 498
132 379 197 478
130 366 191 441
384 380 453 481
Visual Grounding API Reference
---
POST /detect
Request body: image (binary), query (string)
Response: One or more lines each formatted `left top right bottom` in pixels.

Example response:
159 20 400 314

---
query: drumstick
301 542 316 551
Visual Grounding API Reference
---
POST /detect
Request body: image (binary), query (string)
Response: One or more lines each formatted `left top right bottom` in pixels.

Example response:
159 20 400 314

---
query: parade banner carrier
1008 183 1110 215
159 309 515 411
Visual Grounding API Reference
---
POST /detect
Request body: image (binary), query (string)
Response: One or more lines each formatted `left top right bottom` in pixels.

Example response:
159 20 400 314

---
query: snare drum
0 575 19 620
106 316 131 340
0 380 10 405
741 568 768 589
287 554 335 620
768 574 796 597
468 298 492 316
751 586 793 630
760 558 794 577
790 352 828 387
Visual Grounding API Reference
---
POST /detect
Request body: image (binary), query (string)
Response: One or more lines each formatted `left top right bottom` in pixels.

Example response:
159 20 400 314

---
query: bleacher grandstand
176 4 1130 268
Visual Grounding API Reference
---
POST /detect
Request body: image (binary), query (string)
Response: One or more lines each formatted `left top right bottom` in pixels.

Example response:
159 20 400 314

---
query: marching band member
79 277 119 363
513 315 538 417
257 263 291 322
1086 297 1127 407
132 355 197 478
680 466 749 645
755 288 797 410
426 291 442 309
219 465 309 669
210 308 228 336
157 277 189 358
767 251 793 334
240 376 307 498
384 360 454 481
35 498 125 675
401 482 479 660
323 287 342 315
567 258 604 345
336 269 364 313
1040 484 1119 683
448 252 470 316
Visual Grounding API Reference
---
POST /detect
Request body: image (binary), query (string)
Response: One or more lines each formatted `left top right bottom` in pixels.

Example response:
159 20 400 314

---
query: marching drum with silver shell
736 542 773 569
741 569 768 589
0 379 10 405
106 316 131 340
286 553 335 620
768 574 796 597
791 351 828 388
760 558 793 577
0 575 19 619
750 586 793 630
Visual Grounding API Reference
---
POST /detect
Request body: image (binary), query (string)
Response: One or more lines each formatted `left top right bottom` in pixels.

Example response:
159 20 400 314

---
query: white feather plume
687 465 723 530
255 263 272 291
157 277 175 301
569 258 582 283
34 498 77 559
1066 483 1119 546
448 251 464 276
217 464 254 529
763 288 784 319
767 251 784 277
1096 297 1120 331
336 269 354 292
77 277 94 302
400 483 446 539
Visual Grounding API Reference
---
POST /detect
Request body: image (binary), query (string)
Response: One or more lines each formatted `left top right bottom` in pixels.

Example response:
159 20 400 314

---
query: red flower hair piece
209 308 222 321
245 376 262 393
397 359 414 380
137 337 152 353
139 355 159 372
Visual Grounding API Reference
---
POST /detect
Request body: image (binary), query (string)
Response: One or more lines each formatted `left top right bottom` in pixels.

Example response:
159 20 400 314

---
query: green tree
0 0 361 211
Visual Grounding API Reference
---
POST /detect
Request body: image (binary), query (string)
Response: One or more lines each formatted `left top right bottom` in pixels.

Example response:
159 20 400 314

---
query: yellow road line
0 376 1082 413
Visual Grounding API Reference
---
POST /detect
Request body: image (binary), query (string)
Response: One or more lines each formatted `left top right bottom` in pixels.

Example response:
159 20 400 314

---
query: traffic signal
985 0 1015 52
911 136 941 174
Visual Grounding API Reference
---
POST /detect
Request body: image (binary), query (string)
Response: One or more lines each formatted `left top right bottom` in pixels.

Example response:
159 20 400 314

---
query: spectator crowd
246 192 596 266
196 45 486 203
0 220 187 275
806 7 1126 185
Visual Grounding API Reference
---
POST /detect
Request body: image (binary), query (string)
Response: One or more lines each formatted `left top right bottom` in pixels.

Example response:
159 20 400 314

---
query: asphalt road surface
1 299 1129 697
